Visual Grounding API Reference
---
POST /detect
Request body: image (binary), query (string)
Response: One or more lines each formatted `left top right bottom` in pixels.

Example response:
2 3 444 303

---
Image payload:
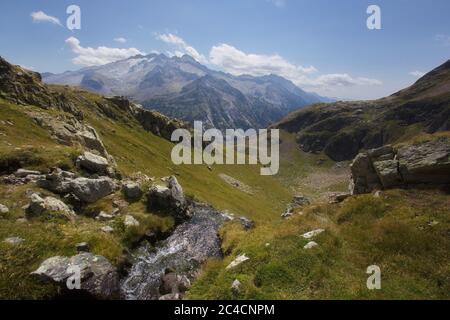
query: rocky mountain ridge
43 53 329 129
273 59 450 161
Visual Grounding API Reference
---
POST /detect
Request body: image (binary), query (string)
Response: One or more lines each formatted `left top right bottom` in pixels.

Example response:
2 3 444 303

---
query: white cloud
65 37 144 66
208 43 381 90
156 33 208 64
267 0 286 8
434 34 450 46
30 11 62 26
114 37 127 44
409 70 425 78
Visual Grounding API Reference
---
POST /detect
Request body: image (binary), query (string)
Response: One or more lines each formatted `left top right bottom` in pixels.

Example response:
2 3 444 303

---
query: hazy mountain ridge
273 59 450 161
43 53 329 129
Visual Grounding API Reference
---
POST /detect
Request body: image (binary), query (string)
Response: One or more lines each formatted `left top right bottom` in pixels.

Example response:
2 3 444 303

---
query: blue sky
0 0 449 99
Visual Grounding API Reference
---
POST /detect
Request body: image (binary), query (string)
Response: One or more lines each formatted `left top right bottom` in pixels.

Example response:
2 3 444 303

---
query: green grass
1 87 449 300
0 91 293 299
188 189 450 300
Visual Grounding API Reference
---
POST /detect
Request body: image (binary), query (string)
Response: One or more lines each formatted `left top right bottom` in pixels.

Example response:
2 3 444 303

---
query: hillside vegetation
0 56 449 300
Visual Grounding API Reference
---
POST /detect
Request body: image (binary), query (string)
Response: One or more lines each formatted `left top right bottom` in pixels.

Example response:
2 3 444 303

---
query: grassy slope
1 84 449 300
0 92 295 299
188 189 450 300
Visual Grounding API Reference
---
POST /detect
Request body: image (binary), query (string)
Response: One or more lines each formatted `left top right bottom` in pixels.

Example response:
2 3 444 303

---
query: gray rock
96 211 114 221
76 152 109 175
4 237 24 245
69 177 116 203
15 169 41 178
147 176 188 219
101 226 114 233
124 215 139 228
292 194 310 206
231 279 241 294
304 241 319 249
328 192 351 204
302 229 325 239
350 138 450 194
226 254 249 270
373 159 402 188
122 182 142 200
239 216 255 230
398 138 450 184
158 293 181 300
31 252 119 299
27 194 76 220
350 152 381 194
0 204 9 214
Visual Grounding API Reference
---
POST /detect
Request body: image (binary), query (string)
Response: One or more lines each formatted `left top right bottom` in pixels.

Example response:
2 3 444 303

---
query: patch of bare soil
218 173 254 194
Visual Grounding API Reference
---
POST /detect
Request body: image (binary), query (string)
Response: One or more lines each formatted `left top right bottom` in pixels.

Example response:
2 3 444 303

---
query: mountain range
43 54 330 129
273 59 450 161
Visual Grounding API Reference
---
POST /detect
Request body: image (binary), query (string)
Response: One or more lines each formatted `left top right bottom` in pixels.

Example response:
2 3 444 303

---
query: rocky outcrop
0 56 82 117
27 193 76 220
281 194 310 218
350 137 450 194
37 170 117 203
132 106 189 141
31 252 119 299
29 113 111 159
147 176 189 220
76 152 111 175
69 177 117 203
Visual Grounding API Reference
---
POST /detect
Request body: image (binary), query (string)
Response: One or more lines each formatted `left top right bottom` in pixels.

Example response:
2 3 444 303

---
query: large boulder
350 152 381 194
36 169 76 194
27 194 76 220
31 252 119 299
69 177 116 203
372 159 402 188
147 176 188 219
350 138 450 194
76 152 110 175
398 137 450 184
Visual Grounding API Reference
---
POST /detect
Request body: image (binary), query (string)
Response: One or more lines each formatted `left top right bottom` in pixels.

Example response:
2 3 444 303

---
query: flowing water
120 204 226 300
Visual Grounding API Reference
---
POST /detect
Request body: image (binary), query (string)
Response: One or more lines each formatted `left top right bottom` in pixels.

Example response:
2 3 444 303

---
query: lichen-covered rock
373 159 402 188
350 152 381 194
350 138 450 194
68 177 116 203
76 152 110 175
31 252 119 299
398 137 450 184
122 182 142 200
27 194 76 220
147 176 189 219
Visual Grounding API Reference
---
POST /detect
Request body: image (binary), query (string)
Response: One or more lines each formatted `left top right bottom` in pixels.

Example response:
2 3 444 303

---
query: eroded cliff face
350 137 450 194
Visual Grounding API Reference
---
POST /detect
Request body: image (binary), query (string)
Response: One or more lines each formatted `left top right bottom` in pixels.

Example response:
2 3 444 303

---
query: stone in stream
120 204 226 300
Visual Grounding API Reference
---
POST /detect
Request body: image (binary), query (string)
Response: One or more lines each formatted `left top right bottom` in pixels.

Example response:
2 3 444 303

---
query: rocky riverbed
121 203 227 300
